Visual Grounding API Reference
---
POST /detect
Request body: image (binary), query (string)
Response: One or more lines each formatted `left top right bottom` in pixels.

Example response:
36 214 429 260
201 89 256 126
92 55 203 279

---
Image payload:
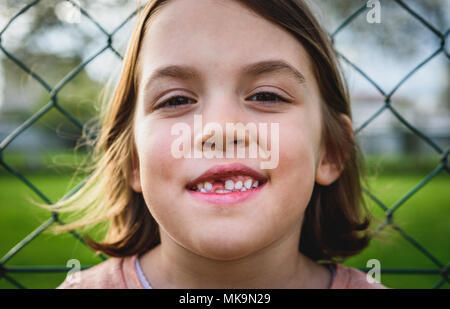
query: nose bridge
205 88 241 124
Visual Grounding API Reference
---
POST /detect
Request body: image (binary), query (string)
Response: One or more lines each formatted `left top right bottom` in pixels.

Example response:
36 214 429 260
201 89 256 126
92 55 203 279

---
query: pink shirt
57 254 388 289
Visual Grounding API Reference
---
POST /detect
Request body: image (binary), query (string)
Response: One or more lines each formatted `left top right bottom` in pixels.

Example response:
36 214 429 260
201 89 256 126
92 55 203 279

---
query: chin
191 231 264 261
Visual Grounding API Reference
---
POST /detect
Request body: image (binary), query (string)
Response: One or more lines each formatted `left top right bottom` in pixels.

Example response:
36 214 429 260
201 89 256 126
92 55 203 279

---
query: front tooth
234 181 243 190
240 187 247 191
204 182 213 191
224 180 235 190
244 179 253 189
200 188 207 193
197 183 204 190
251 180 259 188
216 189 231 194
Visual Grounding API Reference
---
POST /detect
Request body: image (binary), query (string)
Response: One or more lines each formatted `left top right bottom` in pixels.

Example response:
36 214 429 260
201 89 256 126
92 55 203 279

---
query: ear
315 114 353 186
129 151 142 193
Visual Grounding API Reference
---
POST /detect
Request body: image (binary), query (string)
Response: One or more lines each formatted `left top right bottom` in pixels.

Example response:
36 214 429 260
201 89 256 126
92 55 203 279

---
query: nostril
203 141 216 151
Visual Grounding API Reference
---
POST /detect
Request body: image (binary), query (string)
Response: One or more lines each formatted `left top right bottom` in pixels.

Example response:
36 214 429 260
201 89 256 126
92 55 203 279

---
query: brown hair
49 0 372 262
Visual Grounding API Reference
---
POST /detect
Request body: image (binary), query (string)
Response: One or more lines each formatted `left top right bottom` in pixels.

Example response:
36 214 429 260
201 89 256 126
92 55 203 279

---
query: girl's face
131 0 344 260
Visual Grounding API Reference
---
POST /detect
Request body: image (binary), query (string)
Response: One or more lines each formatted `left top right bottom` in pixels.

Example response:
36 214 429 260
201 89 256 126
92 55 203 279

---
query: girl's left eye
247 92 290 104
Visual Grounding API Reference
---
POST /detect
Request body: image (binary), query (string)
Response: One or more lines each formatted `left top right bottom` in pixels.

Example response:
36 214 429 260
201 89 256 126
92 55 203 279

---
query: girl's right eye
155 96 196 110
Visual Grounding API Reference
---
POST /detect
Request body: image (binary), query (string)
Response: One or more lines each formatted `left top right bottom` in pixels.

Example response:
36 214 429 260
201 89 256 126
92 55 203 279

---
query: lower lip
187 182 266 206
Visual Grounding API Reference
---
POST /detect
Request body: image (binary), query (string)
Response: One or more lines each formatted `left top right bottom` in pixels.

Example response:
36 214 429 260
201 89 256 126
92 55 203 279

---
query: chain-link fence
0 0 448 289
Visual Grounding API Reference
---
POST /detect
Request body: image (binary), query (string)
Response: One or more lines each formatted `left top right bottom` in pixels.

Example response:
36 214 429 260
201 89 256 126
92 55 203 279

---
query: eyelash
155 92 290 109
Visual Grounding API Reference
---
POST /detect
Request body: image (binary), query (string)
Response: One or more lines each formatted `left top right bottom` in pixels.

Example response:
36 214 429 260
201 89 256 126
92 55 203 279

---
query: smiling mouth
185 162 269 195
185 163 269 205
186 178 267 206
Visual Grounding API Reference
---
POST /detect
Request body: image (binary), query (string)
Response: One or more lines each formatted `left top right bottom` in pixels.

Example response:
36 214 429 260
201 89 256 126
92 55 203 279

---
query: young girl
56 0 387 289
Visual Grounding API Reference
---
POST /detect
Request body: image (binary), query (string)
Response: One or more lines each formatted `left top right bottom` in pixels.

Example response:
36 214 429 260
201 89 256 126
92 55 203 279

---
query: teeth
224 180 234 191
234 181 243 190
193 178 262 193
244 179 252 189
204 182 213 191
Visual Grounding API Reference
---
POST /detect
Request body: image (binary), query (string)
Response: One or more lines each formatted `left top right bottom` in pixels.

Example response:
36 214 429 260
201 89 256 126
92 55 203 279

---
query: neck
139 220 329 289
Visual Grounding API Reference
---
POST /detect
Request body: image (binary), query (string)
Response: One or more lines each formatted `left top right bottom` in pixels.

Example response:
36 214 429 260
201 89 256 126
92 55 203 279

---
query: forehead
138 0 314 83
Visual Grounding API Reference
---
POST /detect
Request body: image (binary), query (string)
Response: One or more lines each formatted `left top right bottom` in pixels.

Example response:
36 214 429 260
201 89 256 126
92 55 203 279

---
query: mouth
185 163 268 194
185 163 268 205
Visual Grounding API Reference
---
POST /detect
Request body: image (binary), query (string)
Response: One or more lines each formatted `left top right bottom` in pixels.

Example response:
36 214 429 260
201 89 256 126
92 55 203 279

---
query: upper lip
186 163 268 188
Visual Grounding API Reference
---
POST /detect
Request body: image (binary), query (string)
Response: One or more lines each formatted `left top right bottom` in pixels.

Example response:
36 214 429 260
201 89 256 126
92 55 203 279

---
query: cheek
279 122 315 173
273 115 317 213
135 121 182 207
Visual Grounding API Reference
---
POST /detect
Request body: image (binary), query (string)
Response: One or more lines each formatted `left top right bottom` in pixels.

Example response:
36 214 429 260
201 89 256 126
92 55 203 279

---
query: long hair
49 0 372 262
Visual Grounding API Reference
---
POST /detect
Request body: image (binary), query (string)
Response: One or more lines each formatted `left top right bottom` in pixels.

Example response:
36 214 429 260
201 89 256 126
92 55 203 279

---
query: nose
193 94 254 157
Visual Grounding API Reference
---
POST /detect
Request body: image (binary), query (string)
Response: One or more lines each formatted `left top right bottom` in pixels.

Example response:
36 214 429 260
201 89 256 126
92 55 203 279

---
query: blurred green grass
0 152 449 289
343 171 450 289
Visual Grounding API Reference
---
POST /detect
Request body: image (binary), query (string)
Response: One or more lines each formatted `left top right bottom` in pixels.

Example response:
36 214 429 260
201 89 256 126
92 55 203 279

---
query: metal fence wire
0 0 449 289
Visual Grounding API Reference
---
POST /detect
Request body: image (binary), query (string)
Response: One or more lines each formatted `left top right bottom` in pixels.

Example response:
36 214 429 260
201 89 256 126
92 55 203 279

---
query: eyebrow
142 59 306 92
242 60 306 84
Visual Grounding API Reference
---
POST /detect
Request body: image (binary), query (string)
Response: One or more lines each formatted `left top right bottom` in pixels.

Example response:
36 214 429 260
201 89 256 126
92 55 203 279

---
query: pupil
258 93 275 101
171 97 185 105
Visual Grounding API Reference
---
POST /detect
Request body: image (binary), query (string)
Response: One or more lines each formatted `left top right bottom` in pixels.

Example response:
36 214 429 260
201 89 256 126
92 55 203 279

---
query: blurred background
0 0 448 289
